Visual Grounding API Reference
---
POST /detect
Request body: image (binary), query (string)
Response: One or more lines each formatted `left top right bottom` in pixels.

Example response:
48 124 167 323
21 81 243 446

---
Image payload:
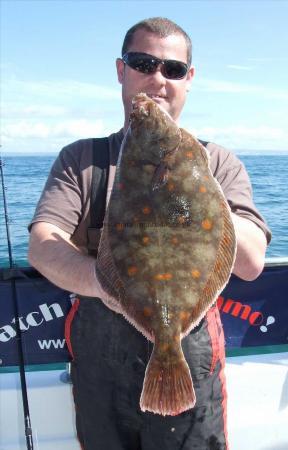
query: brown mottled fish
96 93 236 416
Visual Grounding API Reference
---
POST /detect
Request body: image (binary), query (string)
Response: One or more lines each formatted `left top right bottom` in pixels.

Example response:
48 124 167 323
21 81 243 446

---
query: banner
0 264 287 367
0 269 71 366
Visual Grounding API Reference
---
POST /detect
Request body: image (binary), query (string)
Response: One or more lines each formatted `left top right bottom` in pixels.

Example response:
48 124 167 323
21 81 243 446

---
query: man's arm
28 222 107 298
231 213 267 281
29 214 267 294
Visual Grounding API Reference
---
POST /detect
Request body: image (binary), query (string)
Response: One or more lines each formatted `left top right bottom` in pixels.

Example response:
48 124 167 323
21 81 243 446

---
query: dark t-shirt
29 129 272 250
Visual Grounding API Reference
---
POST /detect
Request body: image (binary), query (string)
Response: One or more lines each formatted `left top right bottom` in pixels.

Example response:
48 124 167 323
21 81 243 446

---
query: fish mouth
132 93 167 109
130 92 173 125
146 93 172 118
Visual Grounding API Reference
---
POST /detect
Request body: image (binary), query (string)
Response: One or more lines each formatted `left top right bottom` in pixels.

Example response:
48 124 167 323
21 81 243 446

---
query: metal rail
265 257 288 267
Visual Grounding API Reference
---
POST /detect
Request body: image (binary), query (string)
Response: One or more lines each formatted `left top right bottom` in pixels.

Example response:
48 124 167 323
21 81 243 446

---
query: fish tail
140 343 195 416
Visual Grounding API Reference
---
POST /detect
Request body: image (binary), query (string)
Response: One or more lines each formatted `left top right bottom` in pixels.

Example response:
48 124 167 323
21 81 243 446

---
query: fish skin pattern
96 93 236 416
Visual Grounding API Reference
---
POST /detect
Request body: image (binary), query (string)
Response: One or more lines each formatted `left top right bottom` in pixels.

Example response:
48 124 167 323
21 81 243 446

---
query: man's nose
149 64 166 84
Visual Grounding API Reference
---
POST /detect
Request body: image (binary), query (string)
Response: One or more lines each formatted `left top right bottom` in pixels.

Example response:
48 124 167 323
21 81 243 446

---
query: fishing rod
0 153 34 450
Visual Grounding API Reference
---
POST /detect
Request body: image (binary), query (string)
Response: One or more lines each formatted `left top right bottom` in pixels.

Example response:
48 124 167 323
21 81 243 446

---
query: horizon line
2 150 288 157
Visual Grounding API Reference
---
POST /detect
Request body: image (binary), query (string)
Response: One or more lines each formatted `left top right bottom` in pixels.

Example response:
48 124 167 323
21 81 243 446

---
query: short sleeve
28 142 85 235
208 143 272 244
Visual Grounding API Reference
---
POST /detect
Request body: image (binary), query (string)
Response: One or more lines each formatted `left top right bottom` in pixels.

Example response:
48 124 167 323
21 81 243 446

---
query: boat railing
264 256 288 266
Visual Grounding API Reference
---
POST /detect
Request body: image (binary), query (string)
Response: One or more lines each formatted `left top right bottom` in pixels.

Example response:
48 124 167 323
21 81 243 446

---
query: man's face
116 29 195 128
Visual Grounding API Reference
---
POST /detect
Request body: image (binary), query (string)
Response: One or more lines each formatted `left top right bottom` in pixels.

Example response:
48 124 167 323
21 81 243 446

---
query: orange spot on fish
201 219 213 230
143 306 153 317
174 334 180 343
191 269 201 279
154 273 173 281
167 182 175 192
154 274 164 281
171 237 179 245
179 311 191 321
116 223 124 231
204 175 209 181
127 266 138 276
177 216 186 224
142 206 151 215
164 273 173 280
142 236 150 244
199 185 207 193
185 151 193 159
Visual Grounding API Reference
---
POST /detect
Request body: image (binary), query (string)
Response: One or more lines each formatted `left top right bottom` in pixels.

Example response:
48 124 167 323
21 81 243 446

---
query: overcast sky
1 0 288 154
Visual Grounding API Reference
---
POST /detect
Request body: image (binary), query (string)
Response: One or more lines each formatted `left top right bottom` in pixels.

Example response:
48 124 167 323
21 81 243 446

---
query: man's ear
116 58 125 84
186 65 195 92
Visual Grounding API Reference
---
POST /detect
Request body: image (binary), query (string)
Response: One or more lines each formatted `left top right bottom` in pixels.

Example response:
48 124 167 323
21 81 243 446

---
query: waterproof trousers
65 297 229 450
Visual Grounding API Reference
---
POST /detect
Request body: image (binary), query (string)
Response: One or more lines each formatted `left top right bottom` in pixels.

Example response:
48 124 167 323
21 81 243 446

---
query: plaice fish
96 93 236 416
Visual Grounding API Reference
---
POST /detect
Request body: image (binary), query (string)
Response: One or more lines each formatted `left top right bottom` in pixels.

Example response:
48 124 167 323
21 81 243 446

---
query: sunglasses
122 52 189 80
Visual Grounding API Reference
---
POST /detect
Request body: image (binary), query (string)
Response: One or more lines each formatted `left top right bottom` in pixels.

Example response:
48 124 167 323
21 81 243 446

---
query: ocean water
0 153 287 268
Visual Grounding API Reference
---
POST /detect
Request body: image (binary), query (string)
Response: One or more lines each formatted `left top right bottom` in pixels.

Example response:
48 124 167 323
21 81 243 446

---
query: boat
0 258 288 450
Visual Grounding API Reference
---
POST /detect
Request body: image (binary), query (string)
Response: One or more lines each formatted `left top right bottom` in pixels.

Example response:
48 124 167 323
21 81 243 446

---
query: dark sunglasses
122 52 188 80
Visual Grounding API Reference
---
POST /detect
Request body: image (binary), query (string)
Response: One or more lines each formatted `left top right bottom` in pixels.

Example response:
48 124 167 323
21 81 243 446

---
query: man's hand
231 213 267 281
28 222 112 298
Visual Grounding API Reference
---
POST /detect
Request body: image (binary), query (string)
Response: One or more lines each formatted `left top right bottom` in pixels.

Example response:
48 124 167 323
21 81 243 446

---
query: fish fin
184 196 237 333
180 128 210 167
152 162 169 190
198 139 210 166
95 226 124 312
203 197 236 298
118 306 155 342
140 344 195 416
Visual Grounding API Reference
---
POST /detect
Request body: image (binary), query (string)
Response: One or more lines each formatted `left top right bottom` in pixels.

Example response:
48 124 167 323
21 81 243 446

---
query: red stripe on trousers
206 306 220 374
207 306 229 450
64 298 80 359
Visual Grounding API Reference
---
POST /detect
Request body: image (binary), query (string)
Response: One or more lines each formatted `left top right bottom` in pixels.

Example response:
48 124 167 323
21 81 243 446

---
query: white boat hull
1 351 288 450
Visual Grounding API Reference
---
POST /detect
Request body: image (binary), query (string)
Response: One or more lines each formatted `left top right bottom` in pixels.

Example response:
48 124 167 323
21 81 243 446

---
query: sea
0 153 287 268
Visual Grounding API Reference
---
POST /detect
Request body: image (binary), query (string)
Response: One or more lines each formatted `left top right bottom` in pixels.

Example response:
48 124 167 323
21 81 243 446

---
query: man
28 17 271 450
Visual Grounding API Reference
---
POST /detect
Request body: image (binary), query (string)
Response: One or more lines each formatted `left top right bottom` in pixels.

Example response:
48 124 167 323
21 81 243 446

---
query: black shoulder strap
87 137 110 255
198 139 209 148
90 137 110 228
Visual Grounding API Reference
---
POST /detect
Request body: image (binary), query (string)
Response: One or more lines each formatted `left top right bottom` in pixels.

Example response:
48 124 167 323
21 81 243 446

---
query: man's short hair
122 17 192 67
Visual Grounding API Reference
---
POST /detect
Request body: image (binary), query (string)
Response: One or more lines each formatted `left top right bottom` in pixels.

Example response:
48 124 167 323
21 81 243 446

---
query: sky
1 0 288 154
